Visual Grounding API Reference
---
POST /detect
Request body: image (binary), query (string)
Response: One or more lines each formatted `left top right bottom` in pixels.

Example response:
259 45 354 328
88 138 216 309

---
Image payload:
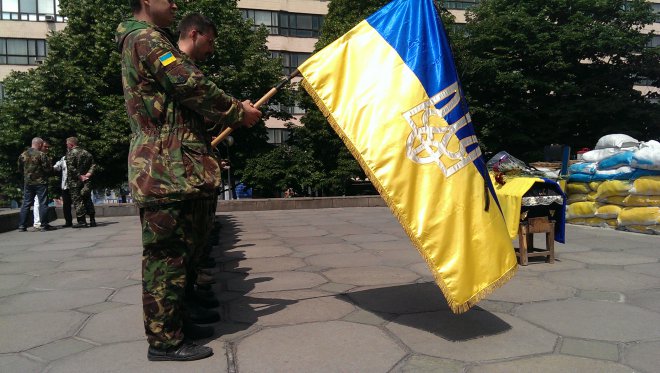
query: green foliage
454 0 660 161
0 0 287 199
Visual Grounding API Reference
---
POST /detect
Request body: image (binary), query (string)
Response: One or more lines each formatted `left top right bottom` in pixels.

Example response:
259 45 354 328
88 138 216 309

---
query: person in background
53 151 73 228
32 141 51 229
65 137 97 228
17 137 55 232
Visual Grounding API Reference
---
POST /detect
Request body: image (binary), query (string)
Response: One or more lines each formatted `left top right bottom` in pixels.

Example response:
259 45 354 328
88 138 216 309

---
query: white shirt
53 156 68 190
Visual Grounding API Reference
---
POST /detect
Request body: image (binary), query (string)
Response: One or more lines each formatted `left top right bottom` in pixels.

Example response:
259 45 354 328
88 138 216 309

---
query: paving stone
227 271 327 293
486 276 576 303
78 304 145 344
82 245 142 257
518 258 586 272
408 262 433 278
579 290 624 302
342 309 391 326
0 261 59 274
77 301 127 314
389 310 556 361
0 274 33 290
274 227 329 238
627 247 660 258
325 266 419 286
235 232 276 240
237 321 405 373
560 251 657 265
624 341 660 373
543 268 660 292
227 257 305 273
474 300 517 314
27 337 95 361
0 354 44 373
377 249 425 266
346 282 449 314
46 340 228 373
470 355 633 373
0 250 80 262
560 338 619 361
0 288 112 315
281 235 346 246
109 284 141 305
552 242 593 253
394 355 464 373
358 241 413 251
625 262 660 278
322 223 380 235
343 233 400 243
0 311 87 353
229 290 354 326
292 243 361 255
57 255 140 271
306 252 383 267
295 265 328 272
517 299 660 342
28 270 132 290
224 245 293 259
316 282 355 294
27 242 96 252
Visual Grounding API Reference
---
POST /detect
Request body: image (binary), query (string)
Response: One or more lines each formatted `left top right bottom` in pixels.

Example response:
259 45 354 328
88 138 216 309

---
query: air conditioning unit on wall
44 15 56 22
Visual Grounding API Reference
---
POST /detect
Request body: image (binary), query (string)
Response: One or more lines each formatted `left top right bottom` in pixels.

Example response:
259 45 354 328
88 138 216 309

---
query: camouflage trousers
185 198 215 296
70 183 95 218
140 199 211 349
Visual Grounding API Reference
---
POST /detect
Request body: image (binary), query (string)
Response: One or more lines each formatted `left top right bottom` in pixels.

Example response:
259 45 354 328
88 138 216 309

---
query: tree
0 0 288 200
454 0 660 161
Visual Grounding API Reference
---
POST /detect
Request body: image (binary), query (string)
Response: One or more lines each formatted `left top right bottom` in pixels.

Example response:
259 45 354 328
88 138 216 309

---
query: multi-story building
1 0 658 138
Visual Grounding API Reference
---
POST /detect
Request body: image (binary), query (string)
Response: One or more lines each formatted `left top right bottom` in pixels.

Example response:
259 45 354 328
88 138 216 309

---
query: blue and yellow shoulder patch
158 52 176 67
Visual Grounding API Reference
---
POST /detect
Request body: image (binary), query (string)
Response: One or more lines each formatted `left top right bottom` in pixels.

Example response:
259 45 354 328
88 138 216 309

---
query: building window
648 35 660 48
0 38 47 65
0 82 5 102
270 102 305 115
1 0 64 21
444 0 480 10
241 9 323 38
267 128 291 145
271 51 310 75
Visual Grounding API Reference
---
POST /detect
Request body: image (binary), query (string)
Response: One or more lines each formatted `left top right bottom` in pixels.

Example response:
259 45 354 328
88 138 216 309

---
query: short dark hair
130 0 142 12
178 13 217 39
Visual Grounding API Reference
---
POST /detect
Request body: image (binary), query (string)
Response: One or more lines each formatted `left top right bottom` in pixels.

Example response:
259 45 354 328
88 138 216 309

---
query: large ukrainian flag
298 0 517 313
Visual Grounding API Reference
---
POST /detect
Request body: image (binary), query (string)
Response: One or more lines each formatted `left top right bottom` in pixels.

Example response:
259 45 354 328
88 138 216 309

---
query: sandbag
630 176 660 195
592 166 634 181
624 225 660 235
567 194 589 204
595 204 622 219
567 183 591 195
596 180 632 199
568 173 593 183
596 195 627 206
595 134 638 149
588 181 602 191
566 201 598 219
569 162 597 175
617 207 660 226
631 140 660 170
597 151 634 170
582 148 623 163
623 195 660 207
567 217 617 228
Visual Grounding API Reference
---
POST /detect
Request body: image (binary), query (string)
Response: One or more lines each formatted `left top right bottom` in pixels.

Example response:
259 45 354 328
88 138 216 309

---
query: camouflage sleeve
137 31 245 128
84 151 96 176
17 154 24 174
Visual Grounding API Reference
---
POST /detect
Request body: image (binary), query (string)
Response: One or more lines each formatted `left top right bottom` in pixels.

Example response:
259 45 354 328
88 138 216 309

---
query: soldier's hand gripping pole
211 69 301 149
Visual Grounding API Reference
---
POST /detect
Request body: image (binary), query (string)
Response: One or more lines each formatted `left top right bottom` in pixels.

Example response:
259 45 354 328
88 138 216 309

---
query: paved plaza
0 206 659 372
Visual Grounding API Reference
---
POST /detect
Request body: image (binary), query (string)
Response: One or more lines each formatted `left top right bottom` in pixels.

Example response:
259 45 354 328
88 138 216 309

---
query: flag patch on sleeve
158 52 176 66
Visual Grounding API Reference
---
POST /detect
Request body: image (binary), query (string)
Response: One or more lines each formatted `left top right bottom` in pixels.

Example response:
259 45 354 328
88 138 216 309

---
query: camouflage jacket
116 19 244 207
17 148 52 186
66 147 96 189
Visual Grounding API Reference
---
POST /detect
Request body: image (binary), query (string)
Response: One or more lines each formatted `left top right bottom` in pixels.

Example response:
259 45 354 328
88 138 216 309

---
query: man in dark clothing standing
17 137 55 232
117 0 261 362
65 137 97 228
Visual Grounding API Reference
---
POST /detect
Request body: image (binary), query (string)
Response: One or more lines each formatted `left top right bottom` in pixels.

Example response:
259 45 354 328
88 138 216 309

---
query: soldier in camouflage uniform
117 0 261 362
17 137 55 232
65 137 97 228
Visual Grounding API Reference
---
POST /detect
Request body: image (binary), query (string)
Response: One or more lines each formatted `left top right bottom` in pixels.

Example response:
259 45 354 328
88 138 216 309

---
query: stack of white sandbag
565 134 660 234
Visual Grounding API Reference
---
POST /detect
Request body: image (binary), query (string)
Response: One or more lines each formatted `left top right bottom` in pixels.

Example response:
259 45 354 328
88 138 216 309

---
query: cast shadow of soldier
196 216 509 343
196 214 296 341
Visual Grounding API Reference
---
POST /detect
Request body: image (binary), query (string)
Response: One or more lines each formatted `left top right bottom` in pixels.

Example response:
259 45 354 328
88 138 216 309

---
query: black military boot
72 216 88 228
89 216 97 227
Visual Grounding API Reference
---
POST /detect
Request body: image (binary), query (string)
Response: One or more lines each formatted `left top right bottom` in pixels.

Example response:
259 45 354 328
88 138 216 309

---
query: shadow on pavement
345 282 511 341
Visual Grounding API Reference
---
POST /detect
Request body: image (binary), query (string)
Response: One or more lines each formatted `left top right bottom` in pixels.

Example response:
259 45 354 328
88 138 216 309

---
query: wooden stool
517 217 555 266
